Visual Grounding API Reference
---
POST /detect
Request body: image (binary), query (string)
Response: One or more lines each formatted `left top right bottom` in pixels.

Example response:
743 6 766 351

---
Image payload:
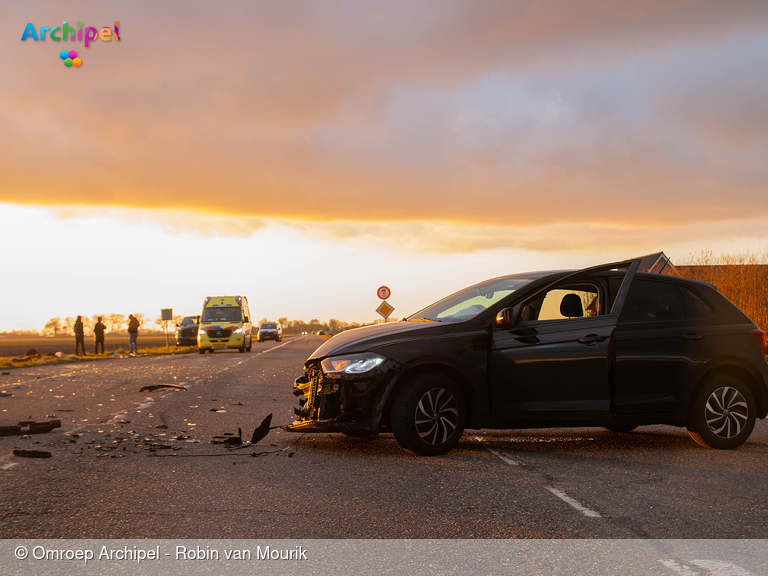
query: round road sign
377 286 391 300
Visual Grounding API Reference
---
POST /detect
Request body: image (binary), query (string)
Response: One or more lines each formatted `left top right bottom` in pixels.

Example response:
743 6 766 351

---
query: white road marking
486 447 521 466
660 560 701 576
544 486 602 518
691 560 754 576
660 560 755 576
478 436 601 518
1 371 78 387
1 463 19 470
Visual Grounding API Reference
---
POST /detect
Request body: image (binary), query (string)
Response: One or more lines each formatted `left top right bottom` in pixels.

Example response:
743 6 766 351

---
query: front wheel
198 348 205 355
391 374 466 456
687 375 756 449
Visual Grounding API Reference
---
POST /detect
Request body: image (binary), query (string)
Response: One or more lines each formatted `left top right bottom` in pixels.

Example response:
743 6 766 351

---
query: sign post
376 286 393 322
161 308 173 348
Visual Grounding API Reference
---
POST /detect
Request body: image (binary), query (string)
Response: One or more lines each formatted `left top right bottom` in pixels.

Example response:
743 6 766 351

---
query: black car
284 260 768 455
175 315 201 346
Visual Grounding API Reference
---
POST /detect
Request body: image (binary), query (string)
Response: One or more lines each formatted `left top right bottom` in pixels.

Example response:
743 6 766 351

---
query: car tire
602 425 638 433
687 375 756 449
239 346 245 353
391 373 466 456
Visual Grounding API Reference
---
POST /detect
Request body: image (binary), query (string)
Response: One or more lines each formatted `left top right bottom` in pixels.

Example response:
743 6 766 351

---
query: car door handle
578 334 605 345
683 333 703 341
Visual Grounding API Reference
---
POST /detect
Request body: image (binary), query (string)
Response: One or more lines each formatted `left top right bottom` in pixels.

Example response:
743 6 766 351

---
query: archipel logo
21 21 120 68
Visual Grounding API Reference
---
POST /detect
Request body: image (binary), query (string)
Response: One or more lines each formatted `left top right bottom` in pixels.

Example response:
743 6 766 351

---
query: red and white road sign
377 286 391 300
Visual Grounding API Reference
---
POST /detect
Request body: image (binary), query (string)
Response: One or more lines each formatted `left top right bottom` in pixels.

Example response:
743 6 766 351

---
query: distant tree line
41 313 150 337
10 315 369 338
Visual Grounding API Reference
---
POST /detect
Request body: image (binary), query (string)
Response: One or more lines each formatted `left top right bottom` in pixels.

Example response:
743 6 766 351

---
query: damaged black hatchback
284 260 768 455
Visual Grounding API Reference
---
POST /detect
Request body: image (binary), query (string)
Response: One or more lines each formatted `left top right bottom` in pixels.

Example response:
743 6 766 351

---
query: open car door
488 259 640 421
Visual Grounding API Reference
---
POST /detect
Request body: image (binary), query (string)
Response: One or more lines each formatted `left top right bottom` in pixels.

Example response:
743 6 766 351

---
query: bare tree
108 314 125 334
44 318 61 336
62 317 75 335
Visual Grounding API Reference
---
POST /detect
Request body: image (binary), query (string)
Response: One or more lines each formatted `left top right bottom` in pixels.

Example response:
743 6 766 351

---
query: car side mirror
496 305 522 327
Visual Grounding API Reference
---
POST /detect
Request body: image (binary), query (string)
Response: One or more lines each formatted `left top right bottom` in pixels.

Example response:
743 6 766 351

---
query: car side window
621 279 685 321
679 286 714 317
521 284 601 322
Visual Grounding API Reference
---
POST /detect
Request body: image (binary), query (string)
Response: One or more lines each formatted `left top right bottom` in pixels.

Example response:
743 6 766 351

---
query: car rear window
261 323 277 329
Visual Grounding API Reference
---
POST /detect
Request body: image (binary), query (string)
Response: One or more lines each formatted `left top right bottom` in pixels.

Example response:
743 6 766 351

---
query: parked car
284 259 768 455
258 322 282 342
175 315 200 346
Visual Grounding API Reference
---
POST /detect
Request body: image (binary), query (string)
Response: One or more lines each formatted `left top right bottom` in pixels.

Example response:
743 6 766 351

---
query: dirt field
0 335 180 358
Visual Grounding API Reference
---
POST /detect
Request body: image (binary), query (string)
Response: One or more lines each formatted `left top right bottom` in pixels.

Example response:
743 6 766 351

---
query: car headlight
233 328 243 333
321 353 386 374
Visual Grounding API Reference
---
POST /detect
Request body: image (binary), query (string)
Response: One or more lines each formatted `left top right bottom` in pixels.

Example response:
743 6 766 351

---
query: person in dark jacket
93 316 106 354
74 315 86 356
127 314 140 354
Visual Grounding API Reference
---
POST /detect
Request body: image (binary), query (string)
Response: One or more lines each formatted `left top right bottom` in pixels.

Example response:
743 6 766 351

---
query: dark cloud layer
2 0 768 232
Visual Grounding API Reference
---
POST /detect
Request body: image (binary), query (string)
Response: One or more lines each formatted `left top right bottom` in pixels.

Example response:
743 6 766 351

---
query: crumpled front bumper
281 359 403 434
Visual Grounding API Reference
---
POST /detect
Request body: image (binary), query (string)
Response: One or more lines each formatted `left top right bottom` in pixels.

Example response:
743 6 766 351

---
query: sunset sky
2 1 768 332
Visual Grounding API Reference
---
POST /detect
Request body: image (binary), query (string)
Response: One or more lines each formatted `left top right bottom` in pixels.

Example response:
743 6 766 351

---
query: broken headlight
320 352 386 375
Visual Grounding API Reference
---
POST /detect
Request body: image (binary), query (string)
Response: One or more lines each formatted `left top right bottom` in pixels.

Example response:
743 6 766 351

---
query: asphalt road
1 334 767 540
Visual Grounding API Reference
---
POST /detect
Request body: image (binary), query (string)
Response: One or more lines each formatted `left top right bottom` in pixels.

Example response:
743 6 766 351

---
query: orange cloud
2 0 768 231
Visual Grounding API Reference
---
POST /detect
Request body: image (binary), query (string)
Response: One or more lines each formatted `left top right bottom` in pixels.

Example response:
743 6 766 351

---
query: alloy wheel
705 386 748 439
414 388 460 446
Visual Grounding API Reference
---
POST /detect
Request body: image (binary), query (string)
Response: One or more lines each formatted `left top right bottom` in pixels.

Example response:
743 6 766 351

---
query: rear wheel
687 375 756 449
391 374 466 456
602 424 638 433
198 348 205 355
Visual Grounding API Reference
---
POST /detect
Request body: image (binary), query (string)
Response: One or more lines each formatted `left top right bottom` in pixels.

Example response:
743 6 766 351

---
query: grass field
0 333 303 370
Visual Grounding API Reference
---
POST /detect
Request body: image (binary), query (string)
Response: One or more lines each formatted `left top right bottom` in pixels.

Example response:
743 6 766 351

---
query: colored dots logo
59 49 81 68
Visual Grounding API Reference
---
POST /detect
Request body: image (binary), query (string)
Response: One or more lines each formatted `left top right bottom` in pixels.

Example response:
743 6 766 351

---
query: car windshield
261 323 277 329
181 317 197 325
408 276 537 322
202 307 241 322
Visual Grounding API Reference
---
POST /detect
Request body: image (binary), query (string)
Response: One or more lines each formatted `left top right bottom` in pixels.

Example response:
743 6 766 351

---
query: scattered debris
250 413 273 444
13 449 52 458
2 372 10 375
0 391 13 398
138 384 187 392
209 408 226 413
55 352 63 358
232 402 244 406
152 424 168 429
211 427 243 445
0 420 61 436
25 349 39 357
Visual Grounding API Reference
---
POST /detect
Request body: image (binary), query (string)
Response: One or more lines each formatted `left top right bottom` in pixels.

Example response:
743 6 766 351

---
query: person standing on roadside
127 314 140 355
74 315 86 356
93 316 107 354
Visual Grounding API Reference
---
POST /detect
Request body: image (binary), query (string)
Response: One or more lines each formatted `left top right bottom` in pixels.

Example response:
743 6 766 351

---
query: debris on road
250 413 273 444
0 391 13 398
13 449 52 458
0 420 61 436
138 384 187 392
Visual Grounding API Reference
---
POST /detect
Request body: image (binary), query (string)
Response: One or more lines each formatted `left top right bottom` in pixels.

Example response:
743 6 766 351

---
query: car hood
308 321 451 361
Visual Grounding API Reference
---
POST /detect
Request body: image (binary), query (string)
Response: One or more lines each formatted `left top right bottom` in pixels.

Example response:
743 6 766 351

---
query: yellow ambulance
197 295 253 354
